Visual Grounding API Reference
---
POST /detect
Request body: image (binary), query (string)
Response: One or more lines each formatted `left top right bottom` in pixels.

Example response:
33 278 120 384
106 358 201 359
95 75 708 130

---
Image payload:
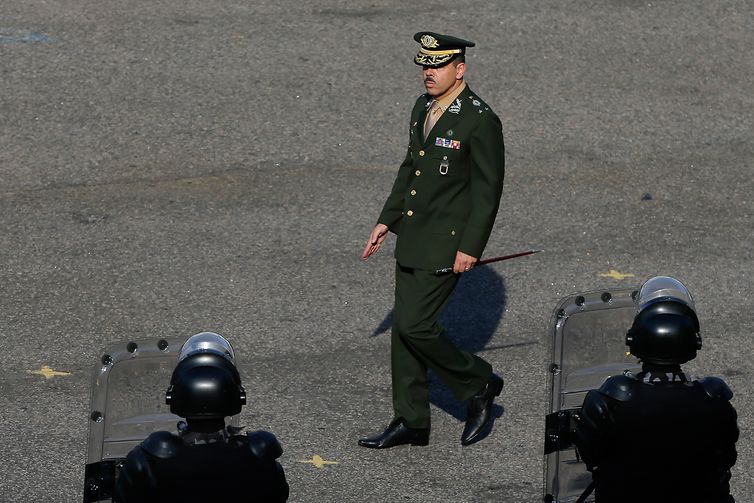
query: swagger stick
434 249 543 275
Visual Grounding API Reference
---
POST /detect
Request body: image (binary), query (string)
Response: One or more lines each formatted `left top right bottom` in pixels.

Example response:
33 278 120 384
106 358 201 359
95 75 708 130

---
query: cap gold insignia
420 34 439 48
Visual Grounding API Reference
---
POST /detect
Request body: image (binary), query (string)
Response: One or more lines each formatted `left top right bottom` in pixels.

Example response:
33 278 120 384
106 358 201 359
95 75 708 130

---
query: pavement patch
26 365 72 379
299 455 339 469
0 29 52 44
598 270 635 280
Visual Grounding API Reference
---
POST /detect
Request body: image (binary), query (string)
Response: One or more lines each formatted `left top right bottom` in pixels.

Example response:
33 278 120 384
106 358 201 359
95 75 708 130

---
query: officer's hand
362 224 389 260
453 251 477 274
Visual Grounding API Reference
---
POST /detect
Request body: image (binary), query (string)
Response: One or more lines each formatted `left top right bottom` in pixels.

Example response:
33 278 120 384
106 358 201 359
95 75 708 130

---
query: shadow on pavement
372 267 507 422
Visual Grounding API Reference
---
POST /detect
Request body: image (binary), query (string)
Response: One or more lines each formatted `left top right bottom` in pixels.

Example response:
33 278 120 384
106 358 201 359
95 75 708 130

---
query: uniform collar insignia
448 98 462 114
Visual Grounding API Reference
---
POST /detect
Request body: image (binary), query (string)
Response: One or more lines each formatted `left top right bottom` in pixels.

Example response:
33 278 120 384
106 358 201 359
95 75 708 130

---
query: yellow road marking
599 270 635 280
300 455 339 469
27 365 72 379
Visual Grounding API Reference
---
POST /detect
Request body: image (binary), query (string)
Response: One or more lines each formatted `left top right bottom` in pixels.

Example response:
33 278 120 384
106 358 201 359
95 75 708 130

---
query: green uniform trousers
391 262 492 428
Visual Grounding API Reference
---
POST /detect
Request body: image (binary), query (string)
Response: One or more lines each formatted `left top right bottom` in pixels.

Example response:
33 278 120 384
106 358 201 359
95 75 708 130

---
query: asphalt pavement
1 0 752 501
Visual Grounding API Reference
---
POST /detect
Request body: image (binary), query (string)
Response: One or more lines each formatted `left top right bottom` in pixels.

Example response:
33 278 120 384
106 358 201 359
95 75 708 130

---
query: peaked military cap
413 31 475 67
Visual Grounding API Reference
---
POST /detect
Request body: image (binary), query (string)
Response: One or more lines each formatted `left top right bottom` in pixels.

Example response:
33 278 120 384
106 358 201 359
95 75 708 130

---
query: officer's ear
454 62 466 80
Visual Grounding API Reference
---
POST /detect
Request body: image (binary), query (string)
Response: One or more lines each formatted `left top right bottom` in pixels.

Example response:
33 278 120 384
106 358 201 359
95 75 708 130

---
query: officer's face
422 61 466 98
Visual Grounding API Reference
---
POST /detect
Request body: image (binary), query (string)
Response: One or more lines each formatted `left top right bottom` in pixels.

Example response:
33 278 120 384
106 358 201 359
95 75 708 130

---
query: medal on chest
439 156 449 175
434 137 461 150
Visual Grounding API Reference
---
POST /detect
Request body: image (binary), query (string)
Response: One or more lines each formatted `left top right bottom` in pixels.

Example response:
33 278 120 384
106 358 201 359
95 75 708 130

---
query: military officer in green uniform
360 32 505 448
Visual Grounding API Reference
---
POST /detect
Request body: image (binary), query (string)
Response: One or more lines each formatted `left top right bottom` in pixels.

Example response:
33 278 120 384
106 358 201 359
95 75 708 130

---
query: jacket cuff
458 225 491 258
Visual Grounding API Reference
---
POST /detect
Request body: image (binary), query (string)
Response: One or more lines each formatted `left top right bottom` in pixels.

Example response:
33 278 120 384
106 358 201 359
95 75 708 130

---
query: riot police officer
113 332 289 502
574 277 739 503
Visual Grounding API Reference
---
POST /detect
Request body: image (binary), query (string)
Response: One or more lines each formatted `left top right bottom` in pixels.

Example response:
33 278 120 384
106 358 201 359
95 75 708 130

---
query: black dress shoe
358 419 429 449
461 373 504 446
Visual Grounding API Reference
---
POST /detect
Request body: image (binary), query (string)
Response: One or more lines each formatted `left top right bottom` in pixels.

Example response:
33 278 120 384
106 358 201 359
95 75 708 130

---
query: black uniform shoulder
415 92 430 103
580 388 612 424
247 430 283 461
464 90 499 120
412 93 431 110
140 430 182 459
699 376 734 401
597 373 639 402
408 93 430 125
114 444 159 501
122 445 155 481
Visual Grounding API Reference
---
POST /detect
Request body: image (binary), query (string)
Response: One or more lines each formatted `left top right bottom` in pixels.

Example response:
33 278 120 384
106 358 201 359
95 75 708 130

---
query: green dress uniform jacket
374 85 505 428
378 86 505 269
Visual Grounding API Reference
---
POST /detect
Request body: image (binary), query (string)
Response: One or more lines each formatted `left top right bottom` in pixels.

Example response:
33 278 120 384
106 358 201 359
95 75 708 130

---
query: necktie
424 100 441 141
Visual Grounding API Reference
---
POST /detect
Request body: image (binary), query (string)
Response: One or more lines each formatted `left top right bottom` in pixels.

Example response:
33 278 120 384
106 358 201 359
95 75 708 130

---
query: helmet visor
637 276 695 312
177 332 236 363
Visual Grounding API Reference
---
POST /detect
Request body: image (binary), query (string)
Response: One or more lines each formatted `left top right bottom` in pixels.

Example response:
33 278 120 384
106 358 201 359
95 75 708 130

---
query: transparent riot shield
542 288 640 503
82 336 239 502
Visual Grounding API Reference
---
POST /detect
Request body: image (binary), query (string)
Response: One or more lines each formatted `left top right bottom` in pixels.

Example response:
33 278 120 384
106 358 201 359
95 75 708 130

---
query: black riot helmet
165 332 247 419
626 276 702 365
